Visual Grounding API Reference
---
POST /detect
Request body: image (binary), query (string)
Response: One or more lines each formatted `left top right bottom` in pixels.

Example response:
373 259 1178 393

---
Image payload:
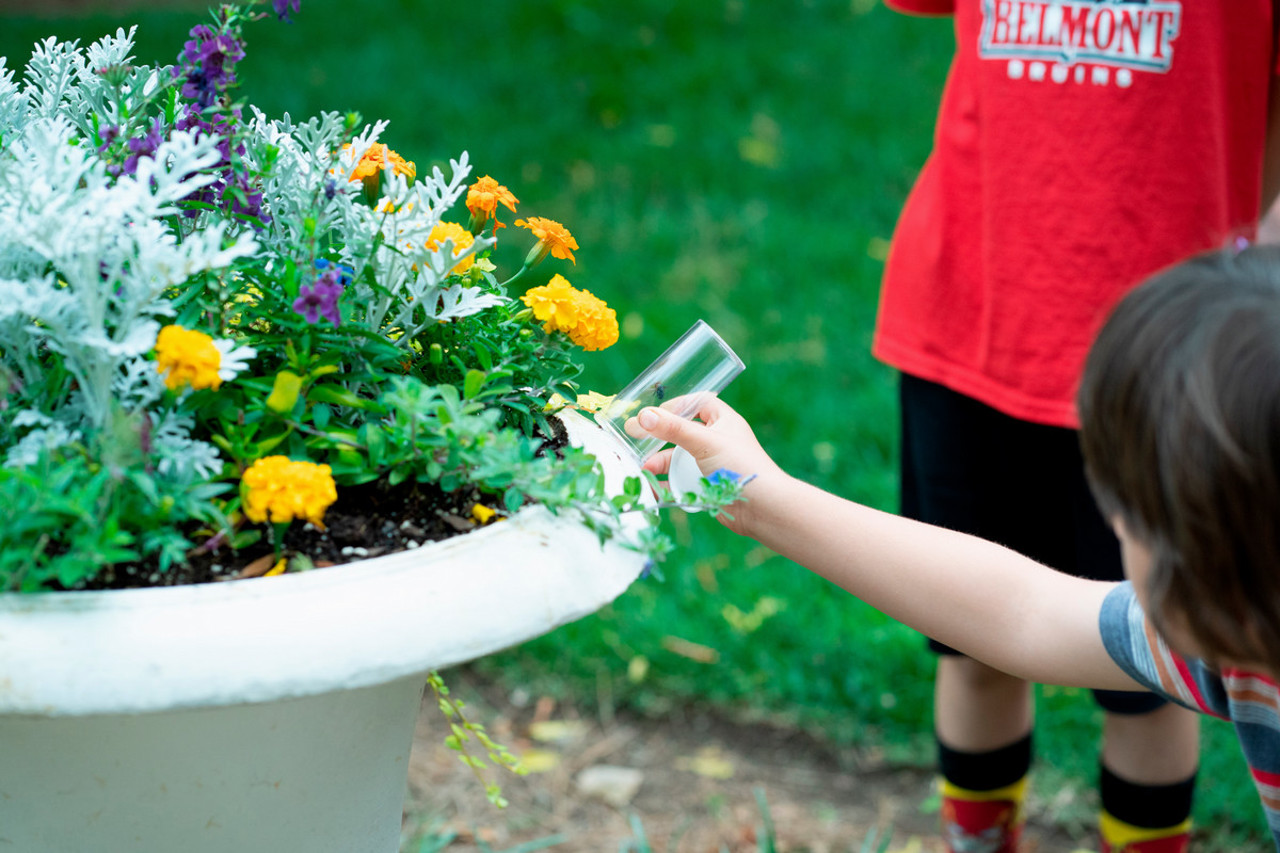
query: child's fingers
679 394 733 428
637 406 715 458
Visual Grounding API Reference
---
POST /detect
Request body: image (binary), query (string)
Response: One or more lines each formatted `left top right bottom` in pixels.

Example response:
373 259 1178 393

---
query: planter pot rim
0 411 651 717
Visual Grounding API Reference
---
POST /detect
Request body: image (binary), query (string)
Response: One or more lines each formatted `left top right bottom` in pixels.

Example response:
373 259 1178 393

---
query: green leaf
309 384 370 409
266 370 304 413
504 488 524 513
253 431 290 455
463 369 486 400
362 425 386 467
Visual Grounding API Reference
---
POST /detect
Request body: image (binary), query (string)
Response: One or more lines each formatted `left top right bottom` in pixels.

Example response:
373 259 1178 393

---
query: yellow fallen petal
627 655 649 684
264 558 287 577
886 838 924 853
574 391 615 413
528 719 589 745
675 746 734 780
517 749 561 774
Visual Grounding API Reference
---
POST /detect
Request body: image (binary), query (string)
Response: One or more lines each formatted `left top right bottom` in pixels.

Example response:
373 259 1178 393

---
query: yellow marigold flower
155 324 223 391
522 274 582 332
520 275 618 351
566 288 619 351
344 141 416 181
242 456 338 528
516 216 578 265
425 221 476 275
466 175 519 231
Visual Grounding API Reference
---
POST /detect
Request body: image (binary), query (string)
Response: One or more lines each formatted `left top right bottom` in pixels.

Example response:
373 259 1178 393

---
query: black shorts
899 373 1164 715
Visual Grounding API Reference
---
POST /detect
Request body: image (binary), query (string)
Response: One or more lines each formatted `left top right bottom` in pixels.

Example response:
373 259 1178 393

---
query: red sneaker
940 793 1022 853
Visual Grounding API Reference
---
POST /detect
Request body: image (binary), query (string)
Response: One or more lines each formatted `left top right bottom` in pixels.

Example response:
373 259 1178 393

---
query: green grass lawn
0 1 1266 848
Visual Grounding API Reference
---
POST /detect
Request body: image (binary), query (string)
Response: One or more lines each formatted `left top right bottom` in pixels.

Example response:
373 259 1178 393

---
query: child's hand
633 397 784 534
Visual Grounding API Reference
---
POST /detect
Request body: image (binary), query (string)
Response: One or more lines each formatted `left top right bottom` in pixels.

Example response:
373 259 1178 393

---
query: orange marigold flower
242 456 338 528
466 175 519 231
516 216 578 265
425 221 476 275
343 142 417 181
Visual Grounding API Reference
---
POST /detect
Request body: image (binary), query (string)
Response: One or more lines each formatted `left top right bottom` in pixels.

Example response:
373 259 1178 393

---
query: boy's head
1079 245 1280 671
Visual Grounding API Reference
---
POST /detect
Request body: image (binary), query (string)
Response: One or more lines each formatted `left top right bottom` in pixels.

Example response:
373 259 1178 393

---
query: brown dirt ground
401 671 1089 853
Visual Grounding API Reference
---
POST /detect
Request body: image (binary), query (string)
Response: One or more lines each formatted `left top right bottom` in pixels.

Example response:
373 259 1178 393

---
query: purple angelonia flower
272 0 301 22
293 269 345 327
122 120 164 176
97 125 123 176
96 124 120 154
173 105 270 227
174 24 244 108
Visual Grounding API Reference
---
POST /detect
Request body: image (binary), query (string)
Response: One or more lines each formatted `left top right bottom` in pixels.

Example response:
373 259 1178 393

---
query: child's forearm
737 472 1141 691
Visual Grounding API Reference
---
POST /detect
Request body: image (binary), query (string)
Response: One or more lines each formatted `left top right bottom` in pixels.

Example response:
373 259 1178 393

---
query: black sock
938 732 1033 792
1099 763 1196 829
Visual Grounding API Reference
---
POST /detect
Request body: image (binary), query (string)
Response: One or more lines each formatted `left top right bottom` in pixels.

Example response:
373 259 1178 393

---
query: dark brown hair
1079 245 1280 668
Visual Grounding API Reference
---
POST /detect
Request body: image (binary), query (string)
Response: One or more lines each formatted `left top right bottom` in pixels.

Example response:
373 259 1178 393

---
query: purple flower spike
292 269 345 327
175 24 244 107
122 119 164 176
272 0 301 22
96 124 120 154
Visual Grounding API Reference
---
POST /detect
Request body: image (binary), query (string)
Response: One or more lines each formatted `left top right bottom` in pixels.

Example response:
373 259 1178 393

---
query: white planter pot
0 412 649 852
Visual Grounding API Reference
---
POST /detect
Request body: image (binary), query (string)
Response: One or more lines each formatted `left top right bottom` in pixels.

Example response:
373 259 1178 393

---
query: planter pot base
1 675 423 853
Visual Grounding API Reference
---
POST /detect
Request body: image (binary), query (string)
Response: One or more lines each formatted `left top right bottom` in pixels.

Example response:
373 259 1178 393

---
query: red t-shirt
875 0 1278 427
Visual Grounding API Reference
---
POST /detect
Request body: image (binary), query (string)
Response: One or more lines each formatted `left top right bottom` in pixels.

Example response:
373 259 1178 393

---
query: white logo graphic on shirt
980 0 1183 87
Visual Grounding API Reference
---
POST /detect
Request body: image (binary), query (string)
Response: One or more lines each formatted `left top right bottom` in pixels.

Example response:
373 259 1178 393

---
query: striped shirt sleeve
1098 583 1230 719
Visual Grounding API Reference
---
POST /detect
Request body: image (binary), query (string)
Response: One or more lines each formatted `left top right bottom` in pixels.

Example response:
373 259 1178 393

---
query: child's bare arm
637 400 1143 692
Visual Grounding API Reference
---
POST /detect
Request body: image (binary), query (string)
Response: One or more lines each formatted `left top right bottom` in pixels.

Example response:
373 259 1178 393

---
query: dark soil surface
87 419 570 591
403 671 1088 853
89 476 496 589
